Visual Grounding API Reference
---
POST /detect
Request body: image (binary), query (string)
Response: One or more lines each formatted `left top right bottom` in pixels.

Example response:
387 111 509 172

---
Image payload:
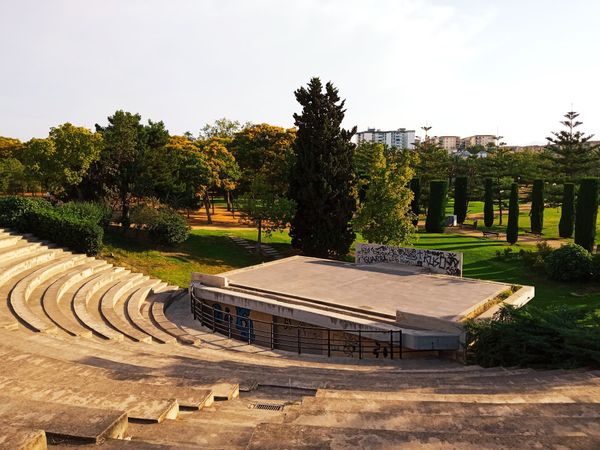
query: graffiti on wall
235 306 255 341
355 243 463 276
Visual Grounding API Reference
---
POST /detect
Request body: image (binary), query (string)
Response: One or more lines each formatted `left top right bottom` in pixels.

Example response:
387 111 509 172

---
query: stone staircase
227 235 283 259
0 228 598 449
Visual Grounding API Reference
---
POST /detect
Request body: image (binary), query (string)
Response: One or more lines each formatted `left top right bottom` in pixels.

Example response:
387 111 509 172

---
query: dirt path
186 204 253 230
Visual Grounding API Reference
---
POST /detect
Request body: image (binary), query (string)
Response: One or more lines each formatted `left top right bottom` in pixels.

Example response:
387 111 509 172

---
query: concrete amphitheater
0 228 598 450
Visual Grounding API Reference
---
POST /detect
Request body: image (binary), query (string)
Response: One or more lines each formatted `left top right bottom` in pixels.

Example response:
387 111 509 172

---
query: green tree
506 183 519 245
0 136 23 159
353 144 415 245
353 142 382 205
574 177 599 252
559 183 575 238
235 176 296 253
481 146 512 225
409 178 421 226
414 138 449 208
545 111 599 181
199 118 248 139
289 78 357 259
530 179 544 234
21 138 56 192
425 180 448 233
484 178 494 228
453 176 468 224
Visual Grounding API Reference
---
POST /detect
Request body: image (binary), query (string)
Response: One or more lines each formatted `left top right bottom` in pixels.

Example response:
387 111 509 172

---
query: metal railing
190 292 402 359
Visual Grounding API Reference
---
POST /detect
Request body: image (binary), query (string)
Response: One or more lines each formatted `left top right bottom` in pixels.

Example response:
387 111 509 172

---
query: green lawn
101 226 600 313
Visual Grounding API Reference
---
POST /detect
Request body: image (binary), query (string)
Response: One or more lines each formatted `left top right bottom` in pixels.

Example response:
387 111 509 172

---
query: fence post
228 316 232 338
212 307 216 333
248 322 251 344
199 302 204 327
270 322 274 350
399 331 403 359
390 331 393 360
297 328 301 354
358 330 362 360
327 329 331 357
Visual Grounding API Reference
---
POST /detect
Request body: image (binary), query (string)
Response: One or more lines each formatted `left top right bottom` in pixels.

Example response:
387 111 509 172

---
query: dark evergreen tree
574 177 599 252
545 111 599 182
559 183 575 238
409 178 421 226
425 180 448 233
484 178 494 228
288 78 357 258
506 183 519 244
530 179 544 234
453 176 468 224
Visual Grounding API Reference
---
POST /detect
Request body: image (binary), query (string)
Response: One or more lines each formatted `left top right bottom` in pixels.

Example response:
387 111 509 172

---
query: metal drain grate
249 403 285 411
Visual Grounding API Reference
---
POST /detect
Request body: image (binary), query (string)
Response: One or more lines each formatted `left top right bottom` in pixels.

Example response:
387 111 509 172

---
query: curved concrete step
0 394 128 444
0 248 64 330
0 426 46 450
100 275 155 343
0 375 178 423
9 255 88 333
73 268 129 341
149 291 201 346
126 282 177 344
42 261 111 337
0 234 22 248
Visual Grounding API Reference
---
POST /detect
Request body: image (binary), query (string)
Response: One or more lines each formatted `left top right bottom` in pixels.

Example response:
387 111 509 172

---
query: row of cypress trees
413 177 599 252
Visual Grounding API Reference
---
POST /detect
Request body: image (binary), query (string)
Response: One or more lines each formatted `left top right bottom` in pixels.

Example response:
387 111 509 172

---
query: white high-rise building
356 128 416 149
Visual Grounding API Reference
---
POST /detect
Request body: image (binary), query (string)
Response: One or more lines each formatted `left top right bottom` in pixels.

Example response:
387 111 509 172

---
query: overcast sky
1 0 599 145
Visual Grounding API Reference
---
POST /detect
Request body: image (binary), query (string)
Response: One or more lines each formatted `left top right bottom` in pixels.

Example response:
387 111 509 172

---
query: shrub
453 176 468 224
58 201 113 228
519 241 553 272
409 178 420 226
465 305 600 369
0 196 51 227
148 208 190 246
506 183 519 244
130 204 160 230
544 243 592 282
593 253 600 281
558 183 575 238
574 177 599 252
483 178 494 228
530 179 544 234
425 180 448 233
20 208 103 255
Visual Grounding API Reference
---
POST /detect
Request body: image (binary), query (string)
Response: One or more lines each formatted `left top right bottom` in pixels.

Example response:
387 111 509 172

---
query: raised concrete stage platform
191 256 535 352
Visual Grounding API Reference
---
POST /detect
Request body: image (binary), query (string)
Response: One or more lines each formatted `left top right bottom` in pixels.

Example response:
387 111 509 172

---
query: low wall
355 243 463 276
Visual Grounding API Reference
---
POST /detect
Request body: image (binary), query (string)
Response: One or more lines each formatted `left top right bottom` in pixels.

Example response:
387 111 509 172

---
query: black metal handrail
190 291 402 359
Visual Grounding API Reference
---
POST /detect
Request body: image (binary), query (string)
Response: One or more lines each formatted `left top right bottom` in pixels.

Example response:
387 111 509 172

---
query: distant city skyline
1 0 599 146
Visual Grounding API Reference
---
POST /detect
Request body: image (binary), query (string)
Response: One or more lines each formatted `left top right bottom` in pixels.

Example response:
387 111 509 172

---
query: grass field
101 226 600 313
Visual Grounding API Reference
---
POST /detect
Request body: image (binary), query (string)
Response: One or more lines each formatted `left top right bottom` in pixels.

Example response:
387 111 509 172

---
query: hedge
425 180 448 233
545 243 593 282
530 179 544 234
409 178 421 226
148 208 190 246
574 177 599 252
506 183 519 245
0 196 51 227
453 176 468 224
559 183 575 238
484 178 494 228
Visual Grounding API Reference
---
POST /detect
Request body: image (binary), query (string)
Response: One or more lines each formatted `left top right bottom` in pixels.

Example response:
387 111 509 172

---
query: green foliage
425 180 448 233
558 183 575 238
20 208 103 255
483 178 494 228
353 144 415 245
506 183 519 244
148 208 190 246
592 253 600 282
453 176 468 224
130 204 160 230
545 111 599 181
530 179 544 234
574 177 599 252
409 178 420 226
465 305 600 369
58 201 112 228
545 243 592 282
414 138 448 208
0 196 52 227
518 241 553 272
289 77 356 258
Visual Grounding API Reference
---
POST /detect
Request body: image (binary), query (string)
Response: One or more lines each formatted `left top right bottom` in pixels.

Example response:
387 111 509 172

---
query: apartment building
356 128 416 149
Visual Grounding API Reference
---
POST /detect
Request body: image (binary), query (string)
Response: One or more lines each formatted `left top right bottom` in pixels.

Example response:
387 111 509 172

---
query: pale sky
1 0 599 145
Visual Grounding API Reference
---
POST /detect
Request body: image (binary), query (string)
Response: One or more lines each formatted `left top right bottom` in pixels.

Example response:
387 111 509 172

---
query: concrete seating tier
0 229 599 448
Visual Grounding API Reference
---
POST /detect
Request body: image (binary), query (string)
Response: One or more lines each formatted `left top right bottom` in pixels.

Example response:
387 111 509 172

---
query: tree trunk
211 191 215 215
256 219 262 254
121 195 130 229
203 193 212 224
226 191 231 211
498 192 503 226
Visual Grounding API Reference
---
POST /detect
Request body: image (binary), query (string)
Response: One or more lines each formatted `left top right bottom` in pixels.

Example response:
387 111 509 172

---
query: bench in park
482 230 500 239
461 219 478 230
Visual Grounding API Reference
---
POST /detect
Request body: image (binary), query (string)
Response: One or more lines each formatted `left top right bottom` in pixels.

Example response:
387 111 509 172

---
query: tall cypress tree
425 180 448 233
484 178 494 228
289 78 357 258
454 176 468 224
409 178 421 226
506 183 519 244
530 179 544 234
559 183 575 238
574 177 599 252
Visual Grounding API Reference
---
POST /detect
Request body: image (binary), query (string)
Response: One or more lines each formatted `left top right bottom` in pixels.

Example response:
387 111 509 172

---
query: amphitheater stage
190 256 534 353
